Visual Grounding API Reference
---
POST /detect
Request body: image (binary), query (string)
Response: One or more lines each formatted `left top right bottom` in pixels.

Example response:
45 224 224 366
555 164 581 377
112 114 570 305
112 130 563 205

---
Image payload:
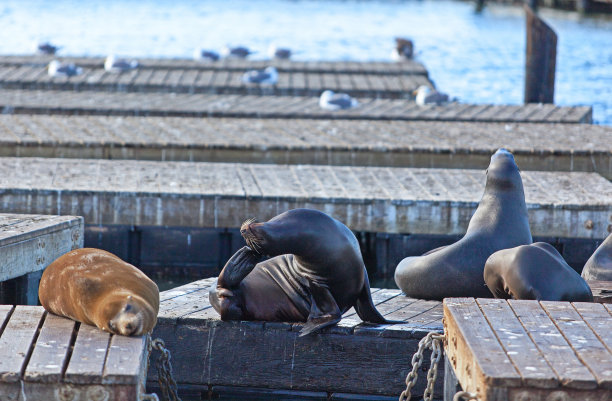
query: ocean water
0 0 611 124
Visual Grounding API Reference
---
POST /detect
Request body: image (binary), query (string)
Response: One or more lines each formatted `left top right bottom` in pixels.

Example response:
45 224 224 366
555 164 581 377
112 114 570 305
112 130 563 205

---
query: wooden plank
476 298 558 388
541 301 612 389
64 323 111 384
103 334 148 384
587 280 612 304
508 300 597 389
573 302 612 353
24 313 76 383
0 306 45 382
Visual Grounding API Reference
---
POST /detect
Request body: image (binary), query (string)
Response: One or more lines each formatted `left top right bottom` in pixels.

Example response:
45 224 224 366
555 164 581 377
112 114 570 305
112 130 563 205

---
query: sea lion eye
124 304 132 312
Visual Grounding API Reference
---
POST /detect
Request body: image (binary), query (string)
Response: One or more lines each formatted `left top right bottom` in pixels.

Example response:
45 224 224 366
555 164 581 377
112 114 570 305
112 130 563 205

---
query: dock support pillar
524 5 557 104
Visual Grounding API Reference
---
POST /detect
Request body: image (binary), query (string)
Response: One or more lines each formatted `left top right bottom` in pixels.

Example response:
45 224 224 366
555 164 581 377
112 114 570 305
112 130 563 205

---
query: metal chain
398 331 444 401
139 336 182 401
453 391 478 401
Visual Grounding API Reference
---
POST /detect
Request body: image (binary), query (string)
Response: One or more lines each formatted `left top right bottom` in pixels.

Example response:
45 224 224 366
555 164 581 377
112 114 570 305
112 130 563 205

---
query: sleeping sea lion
209 208 391 336
394 148 533 300
484 242 593 302
39 248 159 336
582 233 612 281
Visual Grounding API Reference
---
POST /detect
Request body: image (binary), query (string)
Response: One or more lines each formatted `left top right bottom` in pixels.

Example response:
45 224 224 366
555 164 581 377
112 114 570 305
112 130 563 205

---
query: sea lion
209 208 390 336
582 233 612 281
484 242 593 301
39 248 159 336
394 148 533 300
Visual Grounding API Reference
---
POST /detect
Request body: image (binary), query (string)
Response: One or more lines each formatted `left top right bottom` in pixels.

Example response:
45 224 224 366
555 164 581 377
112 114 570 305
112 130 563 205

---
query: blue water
0 0 611 124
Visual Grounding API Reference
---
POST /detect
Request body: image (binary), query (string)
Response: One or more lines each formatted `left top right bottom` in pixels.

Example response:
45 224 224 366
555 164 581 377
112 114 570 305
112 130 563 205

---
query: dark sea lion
484 242 593 302
394 148 533 300
39 248 159 336
582 233 612 281
209 208 390 336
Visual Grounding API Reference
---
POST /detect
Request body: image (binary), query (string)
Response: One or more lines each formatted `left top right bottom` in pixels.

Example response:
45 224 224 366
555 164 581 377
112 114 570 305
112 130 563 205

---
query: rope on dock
398 331 444 401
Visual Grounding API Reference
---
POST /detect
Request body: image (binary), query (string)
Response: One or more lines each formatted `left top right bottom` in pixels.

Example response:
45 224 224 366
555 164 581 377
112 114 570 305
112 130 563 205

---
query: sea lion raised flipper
218 246 264 288
299 281 342 337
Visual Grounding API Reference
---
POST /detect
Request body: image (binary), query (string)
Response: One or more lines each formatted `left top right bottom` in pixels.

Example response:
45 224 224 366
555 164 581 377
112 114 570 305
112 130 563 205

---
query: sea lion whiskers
241 218 263 254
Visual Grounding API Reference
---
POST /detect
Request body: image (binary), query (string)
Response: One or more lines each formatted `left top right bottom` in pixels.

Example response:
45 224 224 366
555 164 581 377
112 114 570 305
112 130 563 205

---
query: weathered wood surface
0 115 609 178
0 89 593 123
0 55 429 75
0 305 149 400
444 298 612 401
0 64 432 99
588 280 612 303
524 5 557 104
0 158 610 239
150 278 444 397
0 213 83 282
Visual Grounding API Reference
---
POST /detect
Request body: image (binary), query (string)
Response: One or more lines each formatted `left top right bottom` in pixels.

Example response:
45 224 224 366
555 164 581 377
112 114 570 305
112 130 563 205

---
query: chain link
398 331 444 401
453 391 478 401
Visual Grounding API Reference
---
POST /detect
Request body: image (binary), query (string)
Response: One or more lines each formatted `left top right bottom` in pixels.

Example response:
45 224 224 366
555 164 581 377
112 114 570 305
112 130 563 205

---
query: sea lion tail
354 275 389 324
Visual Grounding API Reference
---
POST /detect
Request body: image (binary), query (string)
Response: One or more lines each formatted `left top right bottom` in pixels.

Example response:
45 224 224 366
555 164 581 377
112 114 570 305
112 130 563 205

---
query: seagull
37 42 60 55
413 85 449 106
104 55 139 73
221 45 253 59
47 60 82 77
193 48 220 62
268 45 291 60
391 37 414 60
241 66 278 85
319 90 359 111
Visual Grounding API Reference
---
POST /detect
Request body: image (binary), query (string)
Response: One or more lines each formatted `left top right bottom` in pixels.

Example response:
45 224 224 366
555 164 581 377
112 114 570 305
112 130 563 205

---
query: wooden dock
444 298 612 401
150 277 444 398
0 115 608 178
0 55 430 75
0 89 593 123
0 305 149 400
0 63 432 99
0 157 610 239
0 214 83 305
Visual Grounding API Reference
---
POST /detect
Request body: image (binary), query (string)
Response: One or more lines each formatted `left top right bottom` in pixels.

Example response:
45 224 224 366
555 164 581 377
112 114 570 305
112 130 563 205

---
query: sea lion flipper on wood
354 274 387 324
299 281 342 337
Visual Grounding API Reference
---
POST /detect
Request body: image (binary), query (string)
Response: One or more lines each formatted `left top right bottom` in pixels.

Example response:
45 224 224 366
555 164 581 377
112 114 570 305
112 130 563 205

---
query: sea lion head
485 148 522 190
240 209 334 257
102 294 157 336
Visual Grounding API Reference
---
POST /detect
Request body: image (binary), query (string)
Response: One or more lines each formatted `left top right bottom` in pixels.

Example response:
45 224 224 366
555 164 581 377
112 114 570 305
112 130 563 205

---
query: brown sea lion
484 242 593 302
582 233 612 281
209 208 391 336
394 148 533 300
39 248 159 336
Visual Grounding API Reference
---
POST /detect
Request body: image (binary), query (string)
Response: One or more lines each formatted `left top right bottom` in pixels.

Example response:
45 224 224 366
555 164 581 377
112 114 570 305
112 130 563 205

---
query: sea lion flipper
218 246 264 288
299 281 341 337
354 274 388 324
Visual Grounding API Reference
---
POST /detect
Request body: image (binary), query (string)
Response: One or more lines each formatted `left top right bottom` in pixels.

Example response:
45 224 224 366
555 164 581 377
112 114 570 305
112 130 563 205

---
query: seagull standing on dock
47 60 82 77
268 45 292 60
391 37 413 60
242 66 278 85
104 55 139 73
221 45 253 59
193 48 220 62
319 90 359 110
37 42 60 55
413 85 449 105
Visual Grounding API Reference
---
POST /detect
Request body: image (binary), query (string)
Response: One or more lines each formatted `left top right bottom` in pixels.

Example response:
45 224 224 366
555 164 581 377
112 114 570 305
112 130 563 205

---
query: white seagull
319 90 359 111
268 45 292 60
391 37 413 61
104 55 139 73
193 48 220 62
413 85 449 106
221 45 253 59
241 66 278 85
47 60 82 77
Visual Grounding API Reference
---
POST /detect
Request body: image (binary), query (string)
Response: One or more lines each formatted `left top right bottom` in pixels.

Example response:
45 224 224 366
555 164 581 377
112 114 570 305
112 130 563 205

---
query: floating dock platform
0 90 592 123
0 158 609 239
0 115 608 178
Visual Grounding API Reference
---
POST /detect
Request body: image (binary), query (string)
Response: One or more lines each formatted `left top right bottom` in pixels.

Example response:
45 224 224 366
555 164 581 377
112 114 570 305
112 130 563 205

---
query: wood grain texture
64 324 111 384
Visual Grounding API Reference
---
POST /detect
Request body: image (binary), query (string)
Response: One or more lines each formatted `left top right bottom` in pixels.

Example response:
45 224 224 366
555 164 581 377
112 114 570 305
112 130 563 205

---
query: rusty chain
453 391 479 401
398 331 444 401
140 336 182 401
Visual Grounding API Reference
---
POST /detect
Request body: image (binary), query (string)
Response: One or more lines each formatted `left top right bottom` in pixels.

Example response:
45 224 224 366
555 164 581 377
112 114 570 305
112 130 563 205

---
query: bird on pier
242 66 278 85
104 55 139 73
36 42 60 55
319 90 359 111
193 48 220 62
268 45 292 60
391 37 414 60
47 60 82 77
222 45 253 59
413 85 449 106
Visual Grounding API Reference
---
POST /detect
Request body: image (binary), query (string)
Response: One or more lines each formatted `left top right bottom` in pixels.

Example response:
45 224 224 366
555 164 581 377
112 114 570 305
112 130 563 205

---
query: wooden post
524 5 557 104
